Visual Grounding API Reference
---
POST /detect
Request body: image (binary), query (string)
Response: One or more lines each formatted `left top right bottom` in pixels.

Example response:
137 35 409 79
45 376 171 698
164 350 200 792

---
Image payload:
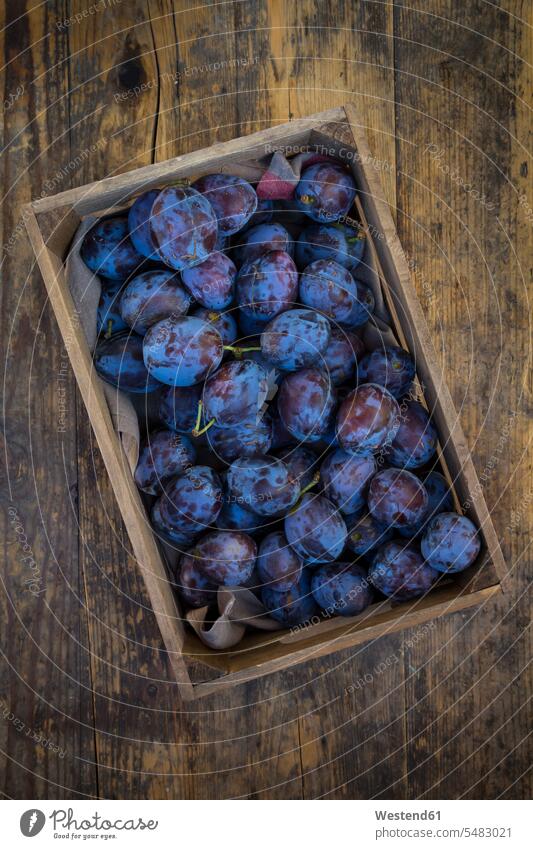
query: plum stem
288 472 321 514
192 418 216 437
191 400 216 437
224 345 262 357
104 319 113 339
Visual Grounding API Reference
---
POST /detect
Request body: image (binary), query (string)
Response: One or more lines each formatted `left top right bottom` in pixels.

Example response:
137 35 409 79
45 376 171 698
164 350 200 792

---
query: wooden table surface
1 1 531 800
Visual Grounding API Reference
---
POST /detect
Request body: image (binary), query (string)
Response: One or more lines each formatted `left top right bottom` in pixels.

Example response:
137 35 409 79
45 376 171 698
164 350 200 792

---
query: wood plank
0 0 96 799
392 0 532 800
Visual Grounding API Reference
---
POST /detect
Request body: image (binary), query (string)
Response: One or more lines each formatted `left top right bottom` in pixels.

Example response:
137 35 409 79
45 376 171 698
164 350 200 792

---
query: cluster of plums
82 159 481 631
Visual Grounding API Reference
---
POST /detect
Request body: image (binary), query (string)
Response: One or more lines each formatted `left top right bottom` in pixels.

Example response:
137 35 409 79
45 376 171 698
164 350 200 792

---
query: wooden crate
25 105 507 700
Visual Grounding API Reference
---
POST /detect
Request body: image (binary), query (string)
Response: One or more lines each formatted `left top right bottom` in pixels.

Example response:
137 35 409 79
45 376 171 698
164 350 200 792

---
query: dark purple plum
369 540 438 600
143 315 223 386
237 310 271 336
216 477 264 535
151 499 197 548
358 345 415 399
134 429 196 495
285 493 347 564
320 449 376 515
249 197 274 225
206 418 272 463
299 259 374 328
275 445 320 490
192 307 238 346
97 282 128 337
257 531 304 591
149 186 218 271
93 331 160 393
421 512 480 573
158 466 223 536
268 409 294 451
295 162 356 222
278 368 336 443
159 383 202 433
295 222 366 271
260 308 331 371
127 190 160 259
192 174 257 235
119 269 191 334
233 222 293 266
194 530 257 585
175 552 217 608
346 512 394 556
226 454 300 517
311 562 373 615
261 569 318 627
323 327 365 385
387 400 437 469
236 249 298 322
336 383 400 454
81 216 145 281
368 468 429 528
181 251 236 310
397 471 454 539
203 360 269 428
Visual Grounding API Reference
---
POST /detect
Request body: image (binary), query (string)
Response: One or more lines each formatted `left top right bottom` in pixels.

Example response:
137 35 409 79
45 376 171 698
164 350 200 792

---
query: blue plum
233 222 293 267
97 282 128 337
206 418 272 463
249 197 274 225
216 477 264 535
143 315 223 386
295 162 356 222
236 249 298 322
181 251 236 310
81 216 145 281
346 512 394 556
151 499 197 549
192 307 238 346
174 551 217 608
260 308 331 372
397 471 454 539
158 466 223 536
194 530 257 585
320 449 376 515
299 259 375 328
226 454 300 517
368 468 429 528
134 429 196 495
192 174 257 235
257 531 304 591
119 269 191 334
311 562 373 616
237 311 271 336
421 512 480 573
285 493 347 564
387 400 437 469
295 222 366 271
357 345 415 399
149 186 218 270
278 367 337 443
158 383 202 433
369 540 438 600
336 383 400 454
203 360 269 428
323 327 365 386
261 569 318 627
275 445 320 490
93 331 160 393
127 190 160 259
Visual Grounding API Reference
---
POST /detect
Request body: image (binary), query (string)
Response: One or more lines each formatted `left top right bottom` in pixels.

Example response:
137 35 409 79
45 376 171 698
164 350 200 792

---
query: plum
158 383 202 433
206 418 272 463
192 307 238 347
257 531 304 591
261 569 318 627
249 197 274 225
346 511 394 556
295 221 366 271
175 551 217 608
150 499 197 548
216 477 264 535
323 326 365 385
387 400 437 469
358 345 415 399
275 445 320 490
236 249 298 321
149 186 218 270
369 540 438 600
81 216 145 281
192 174 257 235
97 282 128 337
194 530 257 585
134 429 196 495
397 471 454 539
368 467 429 528
226 454 300 517
336 383 400 454
285 493 347 564
203 360 269 428
233 222 293 266
278 368 337 443
311 562 373 616
143 315 223 386
237 310 271 337
127 190 160 260
260 308 331 371
158 466 223 536
299 259 374 328
421 512 480 573
295 162 356 222
320 449 376 515
119 269 191 335
181 251 236 310
93 331 160 393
